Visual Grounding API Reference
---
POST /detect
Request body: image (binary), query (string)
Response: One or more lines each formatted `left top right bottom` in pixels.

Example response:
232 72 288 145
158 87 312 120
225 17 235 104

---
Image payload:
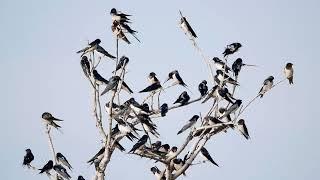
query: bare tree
22 8 294 180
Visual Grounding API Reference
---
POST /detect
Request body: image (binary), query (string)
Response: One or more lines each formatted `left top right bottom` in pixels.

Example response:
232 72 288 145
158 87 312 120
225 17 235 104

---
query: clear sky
1 0 319 179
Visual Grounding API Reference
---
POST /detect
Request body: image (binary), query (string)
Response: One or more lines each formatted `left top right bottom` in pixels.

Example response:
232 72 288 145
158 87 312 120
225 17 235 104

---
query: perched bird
202 85 219 104
53 164 71 180
78 176 85 180
56 152 72 170
39 160 53 174
215 70 239 86
160 103 168 117
232 58 243 77
110 8 131 24
223 42 242 57
80 56 91 78
95 45 116 59
77 39 115 59
237 119 250 140
42 112 63 130
101 76 121 95
218 87 235 104
165 70 188 87
137 114 160 138
117 120 139 139
113 56 129 73
219 100 242 119
112 124 137 142
177 115 199 135
218 108 232 123
200 147 219 167
129 135 149 153
92 70 109 85
126 98 150 114
284 63 294 84
258 76 274 98
158 144 170 154
76 39 101 56
112 21 131 44
212 57 231 72
139 72 162 93
198 80 208 97
179 10 197 38
23 149 34 167
151 141 162 151
174 91 190 105
101 76 133 95
150 166 165 180
87 147 105 165
173 158 186 175
166 146 178 159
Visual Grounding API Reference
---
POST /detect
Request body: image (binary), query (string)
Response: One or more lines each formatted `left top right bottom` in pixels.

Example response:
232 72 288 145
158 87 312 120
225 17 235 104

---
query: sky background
1 0 319 179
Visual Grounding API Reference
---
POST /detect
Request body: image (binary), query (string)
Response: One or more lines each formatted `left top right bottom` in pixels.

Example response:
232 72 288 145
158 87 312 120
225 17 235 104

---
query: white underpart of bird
118 123 132 134
259 79 273 96
284 68 293 79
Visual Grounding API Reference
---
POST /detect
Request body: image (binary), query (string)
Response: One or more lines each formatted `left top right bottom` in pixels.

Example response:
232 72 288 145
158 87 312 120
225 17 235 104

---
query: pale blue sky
1 0 319 179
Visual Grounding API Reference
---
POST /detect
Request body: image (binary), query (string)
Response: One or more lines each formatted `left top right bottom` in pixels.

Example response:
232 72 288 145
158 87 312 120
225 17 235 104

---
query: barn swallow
77 39 101 56
105 102 121 115
119 23 141 42
118 119 139 138
139 72 162 93
23 149 34 167
126 98 150 114
218 87 235 104
202 85 219 103
39 160 53 174
112 21 131 44
198 80 208 97
258 76 274 98
158 144 170 154
237 119 250 140
173 158 186 175
174 91 190 105
165 70 188 87
223 42 242 57
96 45 116 59
113 56 129 73
80 56 91 78
200 147 219 167
78 176 85 180
92 70 109 85
110 8 131 24
129 135 149 153
112 124 138 142
53 164 71 180
219 100 242 119
151 141 162 151
284 63 294 84
215 70 239 86
137 114 160 138
160 103 168 117
232 58 243 77
179 10 197 38
177 115 199 135
87 147 105 165
101 76 121 95
56 152 72 170
218 108 232 124
212 57 231 72
42 112 63 129
150 166 165 180
166 146 178 159
101 76 133 95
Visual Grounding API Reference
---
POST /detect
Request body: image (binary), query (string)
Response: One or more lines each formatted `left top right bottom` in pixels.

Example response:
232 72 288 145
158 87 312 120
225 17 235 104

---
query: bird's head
42 112 52 119
110 8 117 15
25 149 31 153
202 80 207 84
286 62 293 68
212 57 221 63
238 119 245 125
171 146 178 152
235 58 243 63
